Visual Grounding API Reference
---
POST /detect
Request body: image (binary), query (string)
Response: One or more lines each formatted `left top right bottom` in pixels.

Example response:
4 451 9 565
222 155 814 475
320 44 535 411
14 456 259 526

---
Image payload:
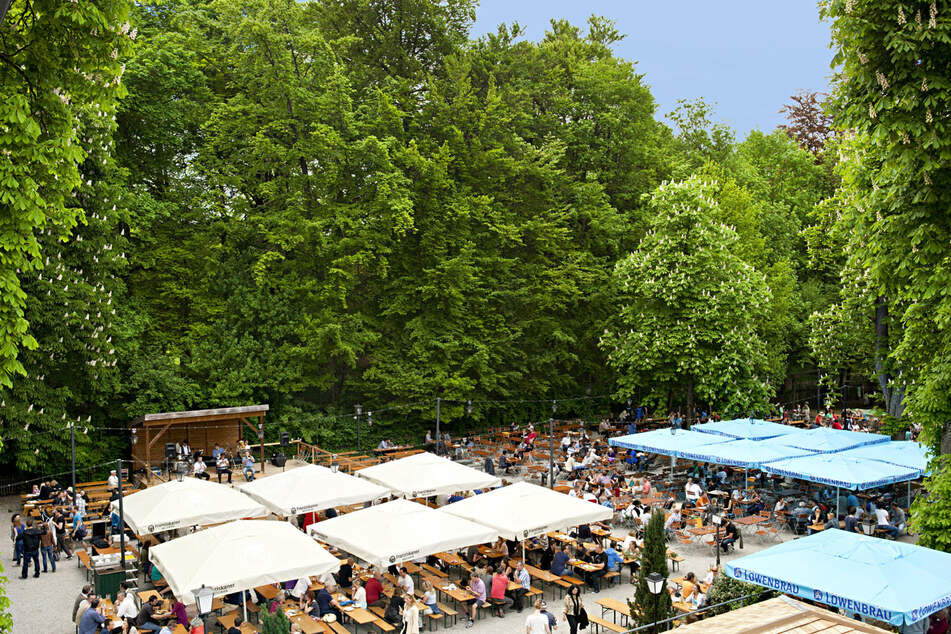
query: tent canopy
608 429 732 460
355 452 500 498
769 427 889 454
688 439 815 470
238 464 390 516
114 477 267 534
439 481 612 541
691 418 804 440
761 454 921 491
308 498 497 569
149 520 340 605
725 529 951 626
839 441 933 474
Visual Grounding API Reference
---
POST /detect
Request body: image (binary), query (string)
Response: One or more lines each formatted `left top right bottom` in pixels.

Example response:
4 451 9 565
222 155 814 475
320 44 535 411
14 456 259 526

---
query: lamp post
711 504 723 569
435 398 441 455
548 400 556 489
646 572 665 594
355 404 362 453
116 458 127 572
70 422 77 503
861 516 876 536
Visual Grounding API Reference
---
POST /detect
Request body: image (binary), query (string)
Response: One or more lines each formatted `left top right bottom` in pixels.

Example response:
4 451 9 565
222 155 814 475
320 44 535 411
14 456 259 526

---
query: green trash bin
94 566 126 601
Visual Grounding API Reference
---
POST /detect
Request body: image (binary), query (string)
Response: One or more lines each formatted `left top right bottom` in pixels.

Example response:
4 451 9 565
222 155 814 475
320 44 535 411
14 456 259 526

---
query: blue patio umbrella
609 429 732 480
768 427 889 453
839 441 933 474
692 439 815 470
725 529 951 626
762 453 921 490
762 453 921 516
691 417 804 440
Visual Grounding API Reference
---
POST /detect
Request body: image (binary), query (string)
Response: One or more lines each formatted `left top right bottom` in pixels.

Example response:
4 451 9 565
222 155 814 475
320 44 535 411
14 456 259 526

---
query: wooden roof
131 404 269 427
673 597 894 634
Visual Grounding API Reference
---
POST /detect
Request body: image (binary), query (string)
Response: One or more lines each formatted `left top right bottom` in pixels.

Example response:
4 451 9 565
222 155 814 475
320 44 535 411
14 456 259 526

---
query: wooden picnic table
672 601 695 613
733 515 769 526
255 584 280 600
219 610 263 633
595 597 632 623
686 526 716 536
424 574 476 608
547 531 574 544
434 551 466 567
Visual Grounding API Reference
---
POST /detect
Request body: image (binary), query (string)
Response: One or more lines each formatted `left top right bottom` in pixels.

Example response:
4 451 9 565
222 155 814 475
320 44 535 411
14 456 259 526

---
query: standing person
527 600 552 634
402 591 421 634
20 518 42 578
53 510 72 560
562 586 586 634
10 514 24 566
39 521 55 573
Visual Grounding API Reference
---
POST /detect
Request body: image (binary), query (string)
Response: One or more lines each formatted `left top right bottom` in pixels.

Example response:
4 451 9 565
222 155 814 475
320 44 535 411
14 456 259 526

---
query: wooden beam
147 421 174 449
259 415 265 475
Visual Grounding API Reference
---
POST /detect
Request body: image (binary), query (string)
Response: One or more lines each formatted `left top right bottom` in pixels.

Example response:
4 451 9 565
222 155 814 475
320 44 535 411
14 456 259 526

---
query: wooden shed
131 405 269 481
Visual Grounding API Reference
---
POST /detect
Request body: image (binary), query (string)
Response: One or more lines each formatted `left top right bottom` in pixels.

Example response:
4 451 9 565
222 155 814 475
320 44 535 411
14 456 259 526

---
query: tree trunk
0 0 13 25
686 379 695 424
874 296 904 418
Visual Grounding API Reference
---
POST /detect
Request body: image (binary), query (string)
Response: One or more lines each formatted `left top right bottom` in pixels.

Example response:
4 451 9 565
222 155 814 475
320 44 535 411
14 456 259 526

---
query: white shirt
874 508 890 525
665 511 681 530
564 457 576 471
526 611 550 634
685 483 701 501
561 436 571 448
353 586 367 608
107 474 119 489
117 594 138 619
193 461 206 474
399 574 415 595
291 576 311 599
567 488 579 498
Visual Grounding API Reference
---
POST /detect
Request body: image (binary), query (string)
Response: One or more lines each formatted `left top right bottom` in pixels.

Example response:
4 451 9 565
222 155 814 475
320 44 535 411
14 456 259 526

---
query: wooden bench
420 564 447 578
373 620 395 633
667 553 685 571
589 614 628 634
603 571 621 587
76 549 93 580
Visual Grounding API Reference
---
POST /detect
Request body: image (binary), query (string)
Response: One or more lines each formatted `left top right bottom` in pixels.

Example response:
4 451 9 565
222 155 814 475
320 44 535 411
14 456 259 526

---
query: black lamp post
710 502 723 568
548 400 557 489
355 404 362 453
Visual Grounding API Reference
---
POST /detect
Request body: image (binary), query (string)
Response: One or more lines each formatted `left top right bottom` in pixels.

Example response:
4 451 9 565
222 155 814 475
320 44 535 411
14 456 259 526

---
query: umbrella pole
669 456 673 483
522 541 525 564
243 589 248 623
836 487 840 518
907 481 911 508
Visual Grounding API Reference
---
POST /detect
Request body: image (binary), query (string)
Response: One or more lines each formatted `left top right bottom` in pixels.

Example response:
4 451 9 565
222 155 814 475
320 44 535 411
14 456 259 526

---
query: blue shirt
212 448 224 459
604 547 622 572
627 422 636 435
78 608 105 634
551 551 570 576
448 495 463 504
72 511 83 531
846 494 859 511
316 589 335 615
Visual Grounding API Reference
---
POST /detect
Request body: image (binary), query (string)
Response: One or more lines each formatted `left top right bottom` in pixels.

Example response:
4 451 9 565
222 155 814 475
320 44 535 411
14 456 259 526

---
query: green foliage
601 176 771 416
630 509 671 632
261 608 291 634
0 0 133 386
911 457 951 553
705 574 773 615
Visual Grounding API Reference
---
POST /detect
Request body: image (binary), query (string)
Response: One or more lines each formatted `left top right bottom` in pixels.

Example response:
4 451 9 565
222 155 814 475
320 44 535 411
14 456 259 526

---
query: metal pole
907 481 911 508
548 418 554 489
817 369 821 412
836 486 840 518
435 398 441 456
357 412 361 453
117 459 126 572
243 589 248 623
70 423 76 501
669 456 673 483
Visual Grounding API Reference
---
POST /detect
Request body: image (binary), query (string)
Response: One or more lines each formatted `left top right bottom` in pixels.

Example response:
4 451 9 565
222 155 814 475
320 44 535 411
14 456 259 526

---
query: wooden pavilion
131 405 269 482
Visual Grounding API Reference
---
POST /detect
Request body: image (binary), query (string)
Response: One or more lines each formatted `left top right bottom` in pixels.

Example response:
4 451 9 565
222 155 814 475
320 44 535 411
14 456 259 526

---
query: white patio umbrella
308 498 497 569
238 464 391 516
113 477 267 534
355 451 500 498
150 520 340 620
439 481 613 541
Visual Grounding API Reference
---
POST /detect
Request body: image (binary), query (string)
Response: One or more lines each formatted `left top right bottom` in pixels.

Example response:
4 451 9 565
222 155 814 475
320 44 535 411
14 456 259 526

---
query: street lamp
193 584 215 627
646 572 665 594
355 404 362 453
175 460 188 482
861 517 876 536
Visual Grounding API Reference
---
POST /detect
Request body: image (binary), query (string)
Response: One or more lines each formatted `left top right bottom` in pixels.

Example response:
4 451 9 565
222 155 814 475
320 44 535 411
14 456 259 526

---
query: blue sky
471 0 834 138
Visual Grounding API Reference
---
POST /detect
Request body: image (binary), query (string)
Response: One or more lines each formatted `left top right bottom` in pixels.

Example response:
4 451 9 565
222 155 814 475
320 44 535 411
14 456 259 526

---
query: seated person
317 584 342 621
683 479 702 507
550 545 571 576
464 572 486 626
489 569 514 615
679 572 697 601
383 592 404 626
696 490 711 510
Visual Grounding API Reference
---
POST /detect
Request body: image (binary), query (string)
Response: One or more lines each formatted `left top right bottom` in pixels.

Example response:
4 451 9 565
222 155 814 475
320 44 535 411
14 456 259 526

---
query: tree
601 176 772 419
820 0 951 546
911 457 951 553
629 509 671 633
0 0 133 386
705 574 772 615
779 90 833 156
261 609 290 634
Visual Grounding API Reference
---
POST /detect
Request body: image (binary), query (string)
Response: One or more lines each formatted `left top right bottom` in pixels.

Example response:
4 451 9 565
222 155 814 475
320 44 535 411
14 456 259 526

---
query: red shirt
365 577 383 605
490 575 508 600
831 421 843 430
